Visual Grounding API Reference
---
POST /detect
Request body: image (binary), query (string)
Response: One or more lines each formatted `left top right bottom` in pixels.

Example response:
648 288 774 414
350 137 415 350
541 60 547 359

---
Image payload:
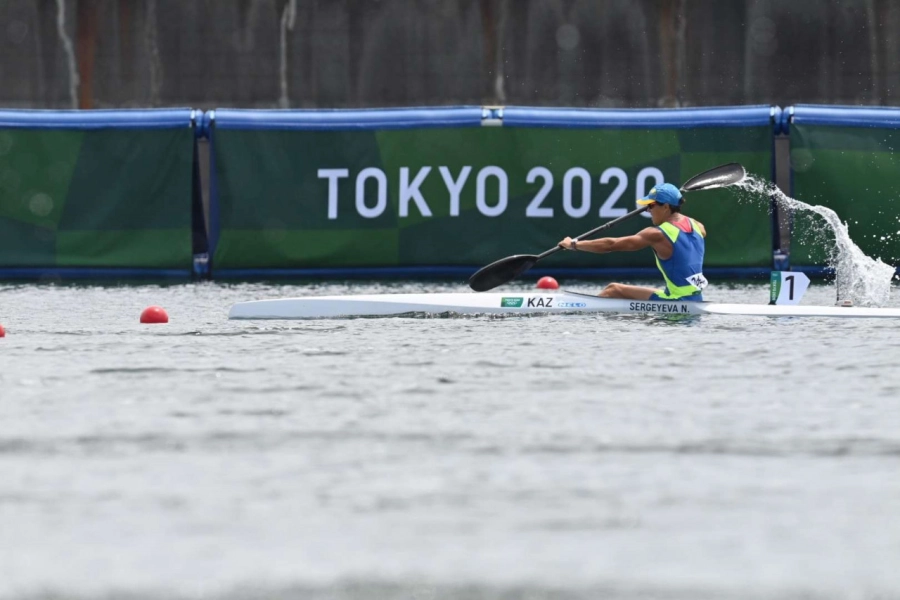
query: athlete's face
648 202 671 225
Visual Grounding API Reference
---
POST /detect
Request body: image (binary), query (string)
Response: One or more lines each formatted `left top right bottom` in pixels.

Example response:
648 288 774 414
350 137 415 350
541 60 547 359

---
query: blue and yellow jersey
652 218 707 301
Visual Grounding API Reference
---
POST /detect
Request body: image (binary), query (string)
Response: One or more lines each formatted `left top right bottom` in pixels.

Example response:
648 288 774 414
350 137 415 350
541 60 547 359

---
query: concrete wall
1 0 897 109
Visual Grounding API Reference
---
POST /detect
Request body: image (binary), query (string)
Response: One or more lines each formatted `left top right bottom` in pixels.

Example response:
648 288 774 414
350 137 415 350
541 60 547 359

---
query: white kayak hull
228 291 900 320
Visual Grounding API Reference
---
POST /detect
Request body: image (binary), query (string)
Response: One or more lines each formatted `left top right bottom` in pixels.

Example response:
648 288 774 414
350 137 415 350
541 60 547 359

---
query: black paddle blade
680 163 746 192
468 254 539 291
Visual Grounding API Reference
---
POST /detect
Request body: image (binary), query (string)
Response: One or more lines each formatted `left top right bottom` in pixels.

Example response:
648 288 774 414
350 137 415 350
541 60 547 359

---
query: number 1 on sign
770 271 809 305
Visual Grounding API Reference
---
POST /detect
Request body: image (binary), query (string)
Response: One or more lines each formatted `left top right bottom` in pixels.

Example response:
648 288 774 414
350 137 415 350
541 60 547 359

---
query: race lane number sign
769 271 810 305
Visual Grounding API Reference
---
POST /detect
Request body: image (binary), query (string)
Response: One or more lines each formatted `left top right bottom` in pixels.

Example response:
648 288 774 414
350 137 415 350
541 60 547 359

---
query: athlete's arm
559 227 666 254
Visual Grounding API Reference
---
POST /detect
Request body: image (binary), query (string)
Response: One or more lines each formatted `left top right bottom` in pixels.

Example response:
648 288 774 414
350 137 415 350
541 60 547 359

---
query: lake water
2 279 899 600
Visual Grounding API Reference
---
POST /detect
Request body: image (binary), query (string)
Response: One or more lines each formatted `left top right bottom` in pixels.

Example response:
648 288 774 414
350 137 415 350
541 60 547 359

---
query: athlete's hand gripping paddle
467 163 746 292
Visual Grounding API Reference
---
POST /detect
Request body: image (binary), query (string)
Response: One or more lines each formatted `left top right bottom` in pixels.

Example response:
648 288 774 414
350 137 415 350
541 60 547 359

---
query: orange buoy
140 306 169 324
536 276 559 290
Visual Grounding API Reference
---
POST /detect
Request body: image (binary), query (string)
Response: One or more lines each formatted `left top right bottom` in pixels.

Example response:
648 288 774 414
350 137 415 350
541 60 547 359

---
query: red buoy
0 324 5 337
536 276 559 290
140 306 169 324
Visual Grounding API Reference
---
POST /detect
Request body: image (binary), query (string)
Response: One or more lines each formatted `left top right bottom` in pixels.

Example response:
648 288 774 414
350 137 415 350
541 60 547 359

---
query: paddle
467 163 746 292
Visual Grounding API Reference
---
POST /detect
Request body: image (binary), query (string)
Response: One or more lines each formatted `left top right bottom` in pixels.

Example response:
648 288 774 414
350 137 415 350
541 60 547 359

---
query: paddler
558 183 707 301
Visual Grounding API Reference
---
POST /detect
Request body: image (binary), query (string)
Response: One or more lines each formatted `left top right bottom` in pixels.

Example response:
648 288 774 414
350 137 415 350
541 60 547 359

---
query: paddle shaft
535 205 648 260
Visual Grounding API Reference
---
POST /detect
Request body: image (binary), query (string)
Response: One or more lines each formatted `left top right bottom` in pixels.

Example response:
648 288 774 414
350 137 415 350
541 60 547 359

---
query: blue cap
637 183 683 206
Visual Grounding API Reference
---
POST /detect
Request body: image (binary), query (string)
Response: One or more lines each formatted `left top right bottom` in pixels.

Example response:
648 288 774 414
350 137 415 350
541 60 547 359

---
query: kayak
228 290 900 320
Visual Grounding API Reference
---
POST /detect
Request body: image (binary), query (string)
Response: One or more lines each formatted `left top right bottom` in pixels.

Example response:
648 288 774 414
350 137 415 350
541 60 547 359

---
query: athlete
558 183 707 301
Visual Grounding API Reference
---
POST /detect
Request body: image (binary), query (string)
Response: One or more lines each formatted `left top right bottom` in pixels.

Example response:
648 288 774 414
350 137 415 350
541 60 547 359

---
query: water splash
736 175 895 307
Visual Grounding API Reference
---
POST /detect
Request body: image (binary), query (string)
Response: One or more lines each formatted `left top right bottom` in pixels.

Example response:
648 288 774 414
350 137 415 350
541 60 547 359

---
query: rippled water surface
2 280 900 600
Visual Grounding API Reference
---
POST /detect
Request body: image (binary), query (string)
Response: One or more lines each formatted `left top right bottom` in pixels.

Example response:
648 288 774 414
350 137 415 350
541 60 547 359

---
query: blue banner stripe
785 104 900 129
210 107 485 130
502 106 779 129
0 109 196 129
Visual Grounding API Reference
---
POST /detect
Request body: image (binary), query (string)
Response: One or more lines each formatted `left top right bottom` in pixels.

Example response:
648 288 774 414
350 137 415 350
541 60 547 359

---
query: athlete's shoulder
689 217 707 237
637 226 666 241
678 214 705 235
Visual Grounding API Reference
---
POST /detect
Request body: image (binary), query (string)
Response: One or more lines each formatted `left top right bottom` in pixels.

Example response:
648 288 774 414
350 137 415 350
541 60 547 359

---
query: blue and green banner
208 106 778 276
0 109 201 277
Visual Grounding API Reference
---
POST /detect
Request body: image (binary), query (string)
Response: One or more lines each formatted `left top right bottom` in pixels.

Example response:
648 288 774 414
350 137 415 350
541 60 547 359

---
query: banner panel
790 122 900 267
0 111 196 273
211 122 774 272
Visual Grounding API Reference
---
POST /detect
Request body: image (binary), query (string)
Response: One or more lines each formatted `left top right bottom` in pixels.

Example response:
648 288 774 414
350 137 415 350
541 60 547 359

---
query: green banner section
0 128 194 269
212 127 774 270
790 124 900 267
